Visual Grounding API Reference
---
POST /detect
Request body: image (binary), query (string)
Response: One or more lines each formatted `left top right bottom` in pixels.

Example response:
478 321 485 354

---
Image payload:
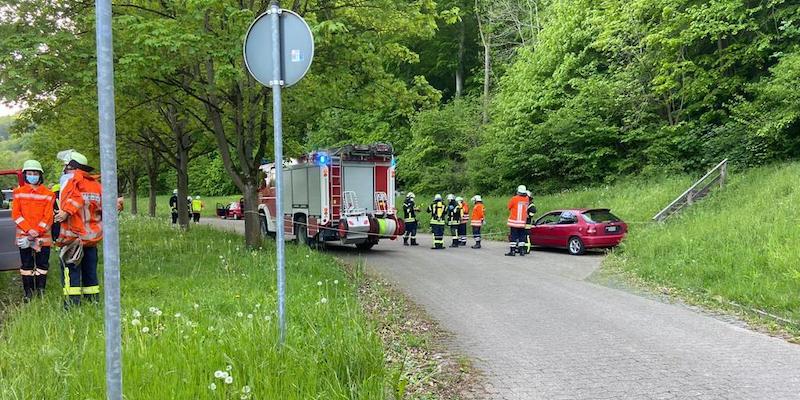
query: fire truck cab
258 143 404 250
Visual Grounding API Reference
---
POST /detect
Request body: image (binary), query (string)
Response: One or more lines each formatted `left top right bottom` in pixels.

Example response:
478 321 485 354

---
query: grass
0 215 388 399
608 162 800 324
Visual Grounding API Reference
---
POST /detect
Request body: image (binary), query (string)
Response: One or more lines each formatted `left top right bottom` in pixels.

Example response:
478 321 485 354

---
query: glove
28 229 39 238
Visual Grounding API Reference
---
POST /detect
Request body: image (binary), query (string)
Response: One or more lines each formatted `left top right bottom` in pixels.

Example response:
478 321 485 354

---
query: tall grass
0 216 387 399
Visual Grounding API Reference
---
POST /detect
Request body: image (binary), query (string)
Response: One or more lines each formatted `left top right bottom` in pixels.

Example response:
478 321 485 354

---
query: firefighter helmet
517 185 527 194
434 194 442 201
22 160 44 173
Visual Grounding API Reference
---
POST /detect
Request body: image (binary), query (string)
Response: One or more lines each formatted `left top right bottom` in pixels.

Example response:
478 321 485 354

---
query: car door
0 172 22 271
532 212 561 246
550 212 579 248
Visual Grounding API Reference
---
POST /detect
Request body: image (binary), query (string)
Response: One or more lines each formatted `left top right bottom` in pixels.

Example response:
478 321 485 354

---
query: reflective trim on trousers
82 285 100 295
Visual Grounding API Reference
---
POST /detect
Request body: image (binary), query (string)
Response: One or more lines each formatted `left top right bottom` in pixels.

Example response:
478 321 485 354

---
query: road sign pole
268 0 287 346
95 0 122 397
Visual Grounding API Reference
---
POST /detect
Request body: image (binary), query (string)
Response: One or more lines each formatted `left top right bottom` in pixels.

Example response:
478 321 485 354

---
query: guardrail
652 159 728 222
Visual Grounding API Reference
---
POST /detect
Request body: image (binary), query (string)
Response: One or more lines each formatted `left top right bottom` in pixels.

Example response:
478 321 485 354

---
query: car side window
535 213 561 225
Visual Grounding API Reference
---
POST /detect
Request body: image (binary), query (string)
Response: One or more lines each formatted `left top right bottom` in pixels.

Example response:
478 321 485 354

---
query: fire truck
257 143 404 250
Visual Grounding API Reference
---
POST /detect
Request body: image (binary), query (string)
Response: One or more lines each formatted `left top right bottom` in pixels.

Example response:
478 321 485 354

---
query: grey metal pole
269 0 287 345
95 0 123 397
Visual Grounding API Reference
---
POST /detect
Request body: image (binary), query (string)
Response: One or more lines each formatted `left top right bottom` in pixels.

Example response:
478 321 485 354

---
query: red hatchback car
530 208 627 255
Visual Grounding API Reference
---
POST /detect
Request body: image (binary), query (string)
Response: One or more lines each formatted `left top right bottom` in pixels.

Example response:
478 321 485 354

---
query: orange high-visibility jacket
470 203 485 227
12 184 56 246
507 195 529 228
59 170 103 247
460 202 470 223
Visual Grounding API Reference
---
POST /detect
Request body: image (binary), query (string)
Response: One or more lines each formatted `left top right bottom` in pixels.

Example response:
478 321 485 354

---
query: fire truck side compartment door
343 165 374 212
290 168 308 208
307 167 322 216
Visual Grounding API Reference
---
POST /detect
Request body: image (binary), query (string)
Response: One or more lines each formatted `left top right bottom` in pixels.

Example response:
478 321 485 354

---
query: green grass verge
608 162 800 324
0 216 387 399
125 195 239 218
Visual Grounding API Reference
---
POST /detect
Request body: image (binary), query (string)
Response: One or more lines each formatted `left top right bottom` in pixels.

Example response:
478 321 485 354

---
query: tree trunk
176 147 190 229
129 176 139 215
147 149 159 218
455 19 465 97
243 181 261 248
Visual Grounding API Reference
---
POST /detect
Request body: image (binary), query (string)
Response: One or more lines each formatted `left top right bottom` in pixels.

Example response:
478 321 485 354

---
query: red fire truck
257 143 404 250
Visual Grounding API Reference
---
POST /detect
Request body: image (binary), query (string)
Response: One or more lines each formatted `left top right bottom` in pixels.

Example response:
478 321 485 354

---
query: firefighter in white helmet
191 195 205 223
470 195 485 249
427 194 446 249
12 160 55 301
402 192 420 246
445 194 461 247
506 185 530 256
169 189 178 224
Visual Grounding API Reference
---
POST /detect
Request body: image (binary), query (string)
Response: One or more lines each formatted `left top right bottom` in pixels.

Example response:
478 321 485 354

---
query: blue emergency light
314 152 329 165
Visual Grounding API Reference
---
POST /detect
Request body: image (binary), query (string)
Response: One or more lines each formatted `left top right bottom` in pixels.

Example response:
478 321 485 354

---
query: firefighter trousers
62 246 100 305
458 223 467 244
431 224 445 249
20 247 50 299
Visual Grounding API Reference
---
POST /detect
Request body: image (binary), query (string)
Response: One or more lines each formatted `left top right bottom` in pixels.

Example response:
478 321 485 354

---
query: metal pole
269 0 287 345
95 0 122 398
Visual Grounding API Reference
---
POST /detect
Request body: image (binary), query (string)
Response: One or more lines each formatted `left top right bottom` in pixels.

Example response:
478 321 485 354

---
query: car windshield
582 210 620 223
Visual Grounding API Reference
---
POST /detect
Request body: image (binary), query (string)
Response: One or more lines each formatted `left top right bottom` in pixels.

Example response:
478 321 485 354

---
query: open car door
0 170 24 271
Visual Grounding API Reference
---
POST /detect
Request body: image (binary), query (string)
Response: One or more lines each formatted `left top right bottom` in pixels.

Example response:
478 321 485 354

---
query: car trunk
583 209 626 235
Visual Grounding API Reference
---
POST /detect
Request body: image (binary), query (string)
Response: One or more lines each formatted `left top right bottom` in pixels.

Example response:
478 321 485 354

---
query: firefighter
51 183 61 240
506 185 530 256
524 190 537 254
54 151 103 306
457 196 469 246
470 195 485 249
12 160 55 301
169 189 178 224
191 195 204 223
402 192 420 246
427 194 446 250
445 194 461 247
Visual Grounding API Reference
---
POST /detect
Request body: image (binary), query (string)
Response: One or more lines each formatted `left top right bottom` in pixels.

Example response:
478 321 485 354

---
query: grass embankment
609 163 800 325
128 195 239 218
0 216 387 399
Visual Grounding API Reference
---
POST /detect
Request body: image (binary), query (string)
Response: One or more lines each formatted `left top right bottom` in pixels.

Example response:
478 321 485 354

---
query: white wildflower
209 383 217 391
237 312 244 318
247 314 253 319
131 319 141 326
132 309 141 318
155 310 163 317
214 370 225 379
334 280 339 285
320 297 328 304
242 386 251 394
225 376 234 385
174 313 182 318
255 303 261 308
264 315 272 321
193 303 200 309
226 365 233 371
149 307 157 313
317 281 322 286
142 327 150 334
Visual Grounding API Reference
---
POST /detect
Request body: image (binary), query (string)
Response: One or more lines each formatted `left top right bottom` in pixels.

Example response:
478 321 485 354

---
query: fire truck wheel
295 216 309 245
259 213 274 238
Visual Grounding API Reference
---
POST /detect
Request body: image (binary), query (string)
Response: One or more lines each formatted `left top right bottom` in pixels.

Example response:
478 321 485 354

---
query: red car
530 208 627 255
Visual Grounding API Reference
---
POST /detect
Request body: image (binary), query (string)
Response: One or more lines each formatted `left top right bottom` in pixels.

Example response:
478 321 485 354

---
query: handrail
653 159 727 222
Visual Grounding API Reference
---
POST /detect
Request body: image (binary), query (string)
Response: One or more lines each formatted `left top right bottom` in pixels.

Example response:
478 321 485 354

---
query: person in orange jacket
54 151 103 306
12 160 55 301
469 195 485 249
457 196 469 246
506 185 530 256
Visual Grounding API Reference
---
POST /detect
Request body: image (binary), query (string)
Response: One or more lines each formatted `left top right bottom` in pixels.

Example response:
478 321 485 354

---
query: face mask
25 175 40 185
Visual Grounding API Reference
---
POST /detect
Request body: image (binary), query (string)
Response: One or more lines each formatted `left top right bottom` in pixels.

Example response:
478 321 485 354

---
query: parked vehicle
0 169 24 271
530 208 627 255
258 143 403 250
216 199 244 220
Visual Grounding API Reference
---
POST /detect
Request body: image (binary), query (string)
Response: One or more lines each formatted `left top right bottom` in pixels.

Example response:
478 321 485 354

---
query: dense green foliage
0 216 387 398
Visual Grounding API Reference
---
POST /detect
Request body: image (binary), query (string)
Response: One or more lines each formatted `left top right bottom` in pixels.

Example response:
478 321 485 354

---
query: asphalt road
203 218 800 399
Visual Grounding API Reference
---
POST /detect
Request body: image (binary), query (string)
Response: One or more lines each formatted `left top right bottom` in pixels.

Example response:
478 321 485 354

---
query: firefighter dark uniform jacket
525 202 537 229
447 200 461 226
403 199 417 222
428 200 446 225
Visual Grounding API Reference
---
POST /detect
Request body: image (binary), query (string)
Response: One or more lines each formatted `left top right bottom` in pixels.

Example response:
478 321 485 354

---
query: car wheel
568 236 585 256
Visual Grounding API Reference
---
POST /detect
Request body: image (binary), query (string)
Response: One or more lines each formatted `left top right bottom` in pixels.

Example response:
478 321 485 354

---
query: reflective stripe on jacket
507 195 529 228
428 201 446 225
460 202 470 223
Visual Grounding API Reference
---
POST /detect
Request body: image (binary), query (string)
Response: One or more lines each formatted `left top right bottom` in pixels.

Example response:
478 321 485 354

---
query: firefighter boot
471 241 481 249
22 276 34 302
410 238 419 246
34 275 47 297
403 237 409 246
505 245 516 256
518 244 526 256
450 238 459 248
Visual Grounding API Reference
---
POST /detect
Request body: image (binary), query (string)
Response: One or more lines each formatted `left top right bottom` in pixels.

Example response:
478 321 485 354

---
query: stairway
653 159 728 222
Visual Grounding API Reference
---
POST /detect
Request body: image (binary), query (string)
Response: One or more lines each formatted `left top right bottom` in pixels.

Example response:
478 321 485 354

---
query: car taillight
587 226 597 235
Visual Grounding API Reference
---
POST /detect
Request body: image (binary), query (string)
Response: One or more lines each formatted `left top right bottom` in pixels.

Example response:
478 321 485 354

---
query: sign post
244 0 314 345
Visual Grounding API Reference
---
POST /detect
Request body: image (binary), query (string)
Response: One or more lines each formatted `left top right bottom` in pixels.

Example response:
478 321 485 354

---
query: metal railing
652 159 728 222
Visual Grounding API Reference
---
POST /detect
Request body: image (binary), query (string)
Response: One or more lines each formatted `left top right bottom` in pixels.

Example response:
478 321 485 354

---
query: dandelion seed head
149 307 157 313
334 280 339 285
237 312 244 318
209 383 217 391
174 313 182 318
155 310 163 316
131 319 141 326
225 376 234 384
320 298 328 304
317 281 322 286
132 309 141 318
214 370 225 379
242 385 251 393
142 327 150 333
247 314 253 319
